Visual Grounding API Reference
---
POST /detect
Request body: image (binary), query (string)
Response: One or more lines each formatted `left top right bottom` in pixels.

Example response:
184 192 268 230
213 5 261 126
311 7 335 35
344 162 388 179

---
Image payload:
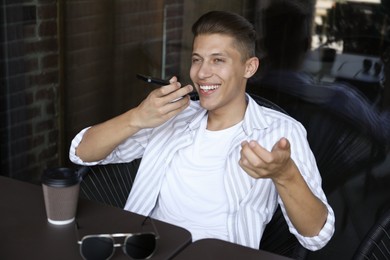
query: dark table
173 239 293 260
0 176 191 260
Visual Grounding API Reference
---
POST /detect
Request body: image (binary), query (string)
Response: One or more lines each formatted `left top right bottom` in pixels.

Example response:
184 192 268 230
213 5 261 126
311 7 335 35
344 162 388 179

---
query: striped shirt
69 94 335 250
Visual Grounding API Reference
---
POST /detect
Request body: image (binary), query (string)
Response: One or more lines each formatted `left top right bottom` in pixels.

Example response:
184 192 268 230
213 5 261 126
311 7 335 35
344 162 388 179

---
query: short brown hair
192 11 257 61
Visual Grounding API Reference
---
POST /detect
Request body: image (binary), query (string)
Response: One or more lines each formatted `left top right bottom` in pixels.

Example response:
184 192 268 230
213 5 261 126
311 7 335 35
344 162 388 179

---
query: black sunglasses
76 217 160 260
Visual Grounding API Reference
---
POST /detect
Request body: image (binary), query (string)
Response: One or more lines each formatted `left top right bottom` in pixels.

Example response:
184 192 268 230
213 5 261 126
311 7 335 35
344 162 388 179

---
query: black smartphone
136 73 198 101
136 74 170 86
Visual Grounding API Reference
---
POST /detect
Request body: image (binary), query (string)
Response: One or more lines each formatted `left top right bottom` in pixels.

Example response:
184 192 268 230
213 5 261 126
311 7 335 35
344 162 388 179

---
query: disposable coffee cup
42 167 81 225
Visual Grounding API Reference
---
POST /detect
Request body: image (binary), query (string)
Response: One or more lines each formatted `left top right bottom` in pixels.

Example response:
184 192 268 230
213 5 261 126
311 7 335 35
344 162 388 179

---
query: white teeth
200 85 219 91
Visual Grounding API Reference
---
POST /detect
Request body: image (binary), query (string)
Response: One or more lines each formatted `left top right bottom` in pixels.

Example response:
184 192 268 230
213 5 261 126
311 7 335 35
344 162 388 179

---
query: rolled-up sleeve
284 201 335 250
69 127 99 165
69 126 150 166
279 121 336 250
278 163 335 250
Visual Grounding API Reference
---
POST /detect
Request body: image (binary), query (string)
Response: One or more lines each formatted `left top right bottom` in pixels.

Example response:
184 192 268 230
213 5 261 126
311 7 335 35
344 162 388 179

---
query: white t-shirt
152 115 243 241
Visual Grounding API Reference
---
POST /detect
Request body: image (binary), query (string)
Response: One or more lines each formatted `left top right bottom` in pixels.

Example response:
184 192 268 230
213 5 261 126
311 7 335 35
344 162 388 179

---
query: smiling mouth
199 84 220 92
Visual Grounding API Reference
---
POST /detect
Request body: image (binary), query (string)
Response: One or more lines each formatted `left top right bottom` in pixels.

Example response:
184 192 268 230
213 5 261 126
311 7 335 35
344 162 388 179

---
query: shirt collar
187 102 207 131
242 94 271 136
186 94 271 134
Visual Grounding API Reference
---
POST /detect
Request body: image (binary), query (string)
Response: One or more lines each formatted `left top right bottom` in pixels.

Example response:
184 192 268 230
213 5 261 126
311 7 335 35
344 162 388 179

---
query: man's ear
244 57 259 78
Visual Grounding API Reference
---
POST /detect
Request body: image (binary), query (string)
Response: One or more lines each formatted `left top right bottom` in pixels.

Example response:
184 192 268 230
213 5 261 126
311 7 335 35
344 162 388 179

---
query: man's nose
197 62 212 79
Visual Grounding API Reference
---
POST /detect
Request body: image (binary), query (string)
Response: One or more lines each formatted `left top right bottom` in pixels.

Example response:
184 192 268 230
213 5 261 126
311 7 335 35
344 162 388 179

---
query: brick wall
1 0 60 183
3 0 252 180
1 0 187 181
63 0 186 159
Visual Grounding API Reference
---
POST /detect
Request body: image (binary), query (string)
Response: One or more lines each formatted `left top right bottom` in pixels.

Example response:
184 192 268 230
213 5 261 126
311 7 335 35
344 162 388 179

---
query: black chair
247 82 388 194
78 94 307 259
352 208 390 260
79 159 141 208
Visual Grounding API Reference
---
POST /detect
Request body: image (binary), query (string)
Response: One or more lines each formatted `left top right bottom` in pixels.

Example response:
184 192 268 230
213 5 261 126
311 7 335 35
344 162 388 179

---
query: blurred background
1 0 389 259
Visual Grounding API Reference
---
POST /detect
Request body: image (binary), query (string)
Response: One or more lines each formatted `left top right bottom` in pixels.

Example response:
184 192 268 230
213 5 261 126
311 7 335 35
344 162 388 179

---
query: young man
70 11 335 250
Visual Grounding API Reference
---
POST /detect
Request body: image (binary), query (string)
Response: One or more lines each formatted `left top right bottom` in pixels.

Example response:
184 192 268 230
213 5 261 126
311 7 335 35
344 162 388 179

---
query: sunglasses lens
80 237 114 260
124 234 156 259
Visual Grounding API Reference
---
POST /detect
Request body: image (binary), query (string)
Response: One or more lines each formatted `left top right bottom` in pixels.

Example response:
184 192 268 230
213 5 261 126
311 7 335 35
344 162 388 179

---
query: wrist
272 159 299 187
123 109 142 133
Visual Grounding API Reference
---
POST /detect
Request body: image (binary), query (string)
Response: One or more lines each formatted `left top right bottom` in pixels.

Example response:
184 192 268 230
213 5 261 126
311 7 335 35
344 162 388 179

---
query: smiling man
70 11 335 250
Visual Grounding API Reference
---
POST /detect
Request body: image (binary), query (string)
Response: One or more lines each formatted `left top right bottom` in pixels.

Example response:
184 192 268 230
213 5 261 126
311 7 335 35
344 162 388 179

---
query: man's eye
192 58 201 63
214 58 224 63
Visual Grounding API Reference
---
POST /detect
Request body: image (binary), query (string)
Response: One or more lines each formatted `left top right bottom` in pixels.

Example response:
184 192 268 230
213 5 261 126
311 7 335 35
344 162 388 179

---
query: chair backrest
248 93 288 114
248 83 388 194
259 207 308 259
352 208 390 260
79 159 141 208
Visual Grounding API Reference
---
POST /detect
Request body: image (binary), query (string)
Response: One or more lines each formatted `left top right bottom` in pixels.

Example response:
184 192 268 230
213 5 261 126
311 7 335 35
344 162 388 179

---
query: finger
168 84 194 103
282 138 290 149
272 138 290 153
161 94 191 113
239 161 259 179
162 96 191 119
239 151 264 179
169 76 178 84
240 141 265 169
158 81 181 97
247 140 273 163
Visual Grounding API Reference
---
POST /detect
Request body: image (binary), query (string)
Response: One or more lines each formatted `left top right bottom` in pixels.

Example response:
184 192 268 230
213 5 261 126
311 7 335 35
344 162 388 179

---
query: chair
259 205 308 259
79 159 141 208
248 81 389 259
78 94 306 259
352 208 390 260
247 81 388 194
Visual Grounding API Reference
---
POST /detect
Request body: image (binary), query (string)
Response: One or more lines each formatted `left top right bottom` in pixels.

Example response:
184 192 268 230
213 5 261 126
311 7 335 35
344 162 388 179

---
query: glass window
1 0 389 259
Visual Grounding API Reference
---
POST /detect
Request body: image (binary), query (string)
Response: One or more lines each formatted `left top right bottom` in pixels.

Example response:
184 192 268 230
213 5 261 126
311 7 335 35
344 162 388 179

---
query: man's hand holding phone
132 75 193 129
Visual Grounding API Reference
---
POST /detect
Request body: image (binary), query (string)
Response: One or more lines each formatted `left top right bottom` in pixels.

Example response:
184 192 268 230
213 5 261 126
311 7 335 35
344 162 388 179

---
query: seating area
308 152 390 259
79 94 308 259
79 92 390 259
247 81 390 259
247 82 389 195
79 159 140 209
353 208 390 259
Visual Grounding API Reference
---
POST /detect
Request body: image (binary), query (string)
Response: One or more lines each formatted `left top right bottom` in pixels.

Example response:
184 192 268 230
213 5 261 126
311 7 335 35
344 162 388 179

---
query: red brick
37 4 57 20
9 123 34 140
30 70 59 86
10 106 42 124
9 91 35 107
35 119 54 133
48 129 59 143
6 5 36 24
38 145 58 161
41 53 58 69
7 75 29 94
38 20 57 37
6 24 36 41
35 86 55 101
23 24 37 39
32 135 45 147
45 102 56 115
25 38 58 54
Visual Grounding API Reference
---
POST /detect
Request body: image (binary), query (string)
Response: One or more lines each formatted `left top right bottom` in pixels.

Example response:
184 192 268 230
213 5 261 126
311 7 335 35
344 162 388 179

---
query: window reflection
1 3 389 259
309 0 388 106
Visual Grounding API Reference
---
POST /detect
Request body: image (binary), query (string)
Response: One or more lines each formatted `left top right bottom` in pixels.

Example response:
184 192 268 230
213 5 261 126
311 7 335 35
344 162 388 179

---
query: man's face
190 33 252 115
